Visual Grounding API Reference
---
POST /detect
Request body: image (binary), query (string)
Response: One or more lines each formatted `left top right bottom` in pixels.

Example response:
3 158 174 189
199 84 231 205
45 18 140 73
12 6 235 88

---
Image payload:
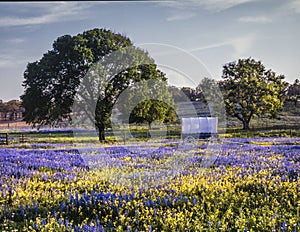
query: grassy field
1 116 299 146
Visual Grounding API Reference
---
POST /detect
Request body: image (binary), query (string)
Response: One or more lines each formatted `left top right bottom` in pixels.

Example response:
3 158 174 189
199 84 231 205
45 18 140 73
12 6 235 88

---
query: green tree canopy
21 28 171 141
222 57 285 130
73 46 160 141
92 61 175 141
114 78 177 130
21 28 132 128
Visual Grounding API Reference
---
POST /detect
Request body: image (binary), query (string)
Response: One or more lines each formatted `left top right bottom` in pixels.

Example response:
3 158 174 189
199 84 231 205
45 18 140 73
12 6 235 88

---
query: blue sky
0 1 299 101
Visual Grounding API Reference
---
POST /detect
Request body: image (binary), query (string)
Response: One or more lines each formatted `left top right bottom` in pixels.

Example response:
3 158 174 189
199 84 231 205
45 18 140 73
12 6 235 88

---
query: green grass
225 112 300 138
0 114 299 146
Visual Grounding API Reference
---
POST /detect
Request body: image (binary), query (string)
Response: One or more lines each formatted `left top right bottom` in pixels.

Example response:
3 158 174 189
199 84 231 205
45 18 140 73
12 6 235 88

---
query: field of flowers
0 137 299 231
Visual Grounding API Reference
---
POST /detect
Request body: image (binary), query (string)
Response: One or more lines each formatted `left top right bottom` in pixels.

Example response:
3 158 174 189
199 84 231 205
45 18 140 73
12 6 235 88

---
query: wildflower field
0 137 299 231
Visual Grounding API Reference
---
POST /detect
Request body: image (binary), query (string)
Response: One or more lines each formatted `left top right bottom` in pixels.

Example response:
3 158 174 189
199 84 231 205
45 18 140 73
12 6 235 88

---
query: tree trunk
96 123 105 142
294 96 298 107
242 120 250 130
147 121 152 138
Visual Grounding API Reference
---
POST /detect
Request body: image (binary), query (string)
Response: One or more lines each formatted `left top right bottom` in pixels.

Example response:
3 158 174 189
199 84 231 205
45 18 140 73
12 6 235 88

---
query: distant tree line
181 78 300 107
20 28 300 140
0 100 24 121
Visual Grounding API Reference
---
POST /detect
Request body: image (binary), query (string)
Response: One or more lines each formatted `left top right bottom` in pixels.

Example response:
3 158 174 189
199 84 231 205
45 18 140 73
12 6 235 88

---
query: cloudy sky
0 0 299 101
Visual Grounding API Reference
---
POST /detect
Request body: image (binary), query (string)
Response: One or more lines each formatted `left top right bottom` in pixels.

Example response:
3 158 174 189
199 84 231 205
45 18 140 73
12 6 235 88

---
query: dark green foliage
21 28 174 141
21 28 132 128
287 79 300 106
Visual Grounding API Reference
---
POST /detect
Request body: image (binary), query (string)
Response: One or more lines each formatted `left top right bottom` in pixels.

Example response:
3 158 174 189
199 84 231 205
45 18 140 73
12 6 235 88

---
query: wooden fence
0 133 8 145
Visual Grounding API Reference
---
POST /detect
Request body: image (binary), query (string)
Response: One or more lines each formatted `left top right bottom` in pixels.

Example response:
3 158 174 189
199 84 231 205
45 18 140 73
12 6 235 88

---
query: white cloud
189 41 230 52
6 38 25 44
0 55 25 68
238 16 272 23
199 0 257 12
159 0 257 12
0 49 35 68
0 2 93 27
160 68 196 87
285 0 300 13
231 34 256 57
167 12 196 21
189 34 256 57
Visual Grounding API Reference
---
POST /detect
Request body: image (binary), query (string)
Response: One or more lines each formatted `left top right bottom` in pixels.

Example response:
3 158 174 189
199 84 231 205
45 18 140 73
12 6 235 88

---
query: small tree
115 78 177 131
92 61 163 142
181 87 197 101
196 77 226 116
287 79 300 106
222 58 285 130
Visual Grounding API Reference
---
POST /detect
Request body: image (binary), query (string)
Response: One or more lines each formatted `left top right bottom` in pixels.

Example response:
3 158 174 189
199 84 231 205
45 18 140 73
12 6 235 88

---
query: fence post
6 133 8 145
20 133 26 143
123 130 126 145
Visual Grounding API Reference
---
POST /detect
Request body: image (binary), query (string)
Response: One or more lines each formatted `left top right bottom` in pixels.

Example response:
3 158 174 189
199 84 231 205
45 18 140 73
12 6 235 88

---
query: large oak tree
21 28 173 141
221 58 285 130
22 29 131 126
